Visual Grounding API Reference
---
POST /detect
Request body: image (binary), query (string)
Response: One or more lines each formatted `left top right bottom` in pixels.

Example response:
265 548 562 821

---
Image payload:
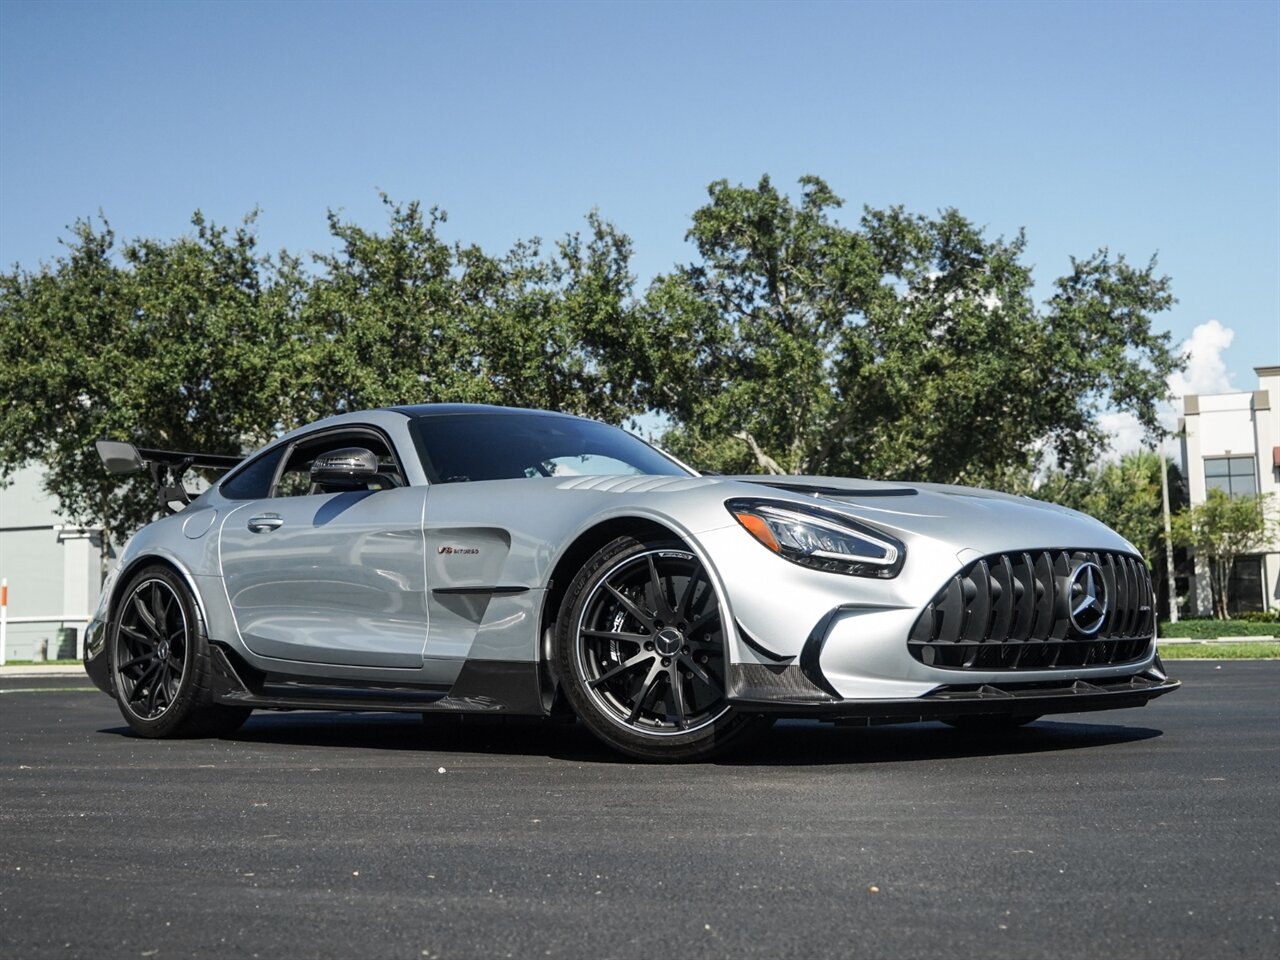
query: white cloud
1098 410 1146 459
1167 319 1235 402
1102 320 1236 459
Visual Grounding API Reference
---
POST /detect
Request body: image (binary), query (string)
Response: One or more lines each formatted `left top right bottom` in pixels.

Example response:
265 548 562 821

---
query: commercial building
1179 364 1280 616
0 466 108 662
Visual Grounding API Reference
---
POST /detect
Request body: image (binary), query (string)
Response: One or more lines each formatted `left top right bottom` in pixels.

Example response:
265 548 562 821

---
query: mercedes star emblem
1067 561 1108 636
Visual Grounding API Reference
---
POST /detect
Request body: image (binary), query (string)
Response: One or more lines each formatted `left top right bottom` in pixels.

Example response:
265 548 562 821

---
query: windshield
409 413 691 484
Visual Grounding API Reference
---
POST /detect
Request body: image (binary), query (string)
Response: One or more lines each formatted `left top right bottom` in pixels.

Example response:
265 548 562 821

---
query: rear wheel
109 564 252 738
555 536 769 761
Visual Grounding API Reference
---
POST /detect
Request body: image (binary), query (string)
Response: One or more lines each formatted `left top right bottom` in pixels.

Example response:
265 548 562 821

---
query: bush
1237 610 1280 623
1159 619 1280 639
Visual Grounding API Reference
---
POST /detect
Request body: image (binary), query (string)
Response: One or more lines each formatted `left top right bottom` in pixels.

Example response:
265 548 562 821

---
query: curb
0 665 88 678
1158 636 1279 645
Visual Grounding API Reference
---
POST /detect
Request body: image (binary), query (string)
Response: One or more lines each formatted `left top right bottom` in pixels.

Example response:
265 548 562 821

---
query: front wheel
109 564 252 738
554 536 769 761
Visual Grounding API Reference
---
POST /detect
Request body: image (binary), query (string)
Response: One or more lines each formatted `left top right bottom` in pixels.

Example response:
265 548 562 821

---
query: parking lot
1 661 1276 959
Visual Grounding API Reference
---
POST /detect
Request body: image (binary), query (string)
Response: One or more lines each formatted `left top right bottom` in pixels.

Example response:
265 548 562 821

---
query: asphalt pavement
1 661 1276 959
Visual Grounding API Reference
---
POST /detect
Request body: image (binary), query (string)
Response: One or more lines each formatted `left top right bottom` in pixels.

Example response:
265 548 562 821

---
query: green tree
0 213 308 544
297 196 647 422
1172 489 1278 619
644 175 1182 483
0 200 648 539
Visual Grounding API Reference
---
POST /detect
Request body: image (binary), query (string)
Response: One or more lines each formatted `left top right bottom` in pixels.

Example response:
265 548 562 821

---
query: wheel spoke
626 663 664 724
128 660 162 703
119 652 153 671
646 555 675 620
146 668 162 715
580 628 650 644
588 651 655 688
667 666 688 729
151 584 169 635
604 583 655 629
680 654 717 691
119 623 155 647
159 662 176 707
133 593 160 636
676 568 702 619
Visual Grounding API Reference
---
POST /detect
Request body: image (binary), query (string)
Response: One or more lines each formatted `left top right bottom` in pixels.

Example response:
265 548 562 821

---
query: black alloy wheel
556 536 769 761
114 577 189 722
109 564 252 738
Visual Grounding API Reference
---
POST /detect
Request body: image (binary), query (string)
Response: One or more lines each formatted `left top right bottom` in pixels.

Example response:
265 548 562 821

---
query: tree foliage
1172 490 1278 619
644 176 1181 482
0 213 307 545
0 199 645 537
1 177 1185 541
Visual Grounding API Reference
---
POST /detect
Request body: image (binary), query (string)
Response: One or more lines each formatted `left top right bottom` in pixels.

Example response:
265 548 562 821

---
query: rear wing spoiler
95 440 243 513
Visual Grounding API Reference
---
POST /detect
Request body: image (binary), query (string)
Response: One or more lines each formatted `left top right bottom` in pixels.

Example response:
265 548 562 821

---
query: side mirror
310 447 378 489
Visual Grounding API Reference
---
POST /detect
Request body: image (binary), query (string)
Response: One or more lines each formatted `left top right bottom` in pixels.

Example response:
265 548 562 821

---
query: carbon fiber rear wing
95 440 243 513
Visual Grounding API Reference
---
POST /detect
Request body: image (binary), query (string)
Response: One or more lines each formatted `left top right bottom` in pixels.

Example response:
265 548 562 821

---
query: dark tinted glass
220 446 286 500
411 414 689 483
1204 456 1257 497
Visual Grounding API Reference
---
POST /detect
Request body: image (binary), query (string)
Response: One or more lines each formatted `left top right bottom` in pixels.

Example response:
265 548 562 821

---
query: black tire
942 714 1040 731
554 536 769 761
108 564 252 738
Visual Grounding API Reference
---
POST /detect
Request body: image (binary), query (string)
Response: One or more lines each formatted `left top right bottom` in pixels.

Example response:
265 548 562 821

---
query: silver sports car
85 404 1178 760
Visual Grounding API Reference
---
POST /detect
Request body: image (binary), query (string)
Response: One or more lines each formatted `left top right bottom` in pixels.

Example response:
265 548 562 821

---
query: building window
1227 556 1265 616
1205 456 1257 498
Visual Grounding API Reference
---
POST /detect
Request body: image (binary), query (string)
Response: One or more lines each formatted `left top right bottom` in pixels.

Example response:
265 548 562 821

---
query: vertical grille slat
988 555 1015 644
1099 554 1119 637
908 548 1154 671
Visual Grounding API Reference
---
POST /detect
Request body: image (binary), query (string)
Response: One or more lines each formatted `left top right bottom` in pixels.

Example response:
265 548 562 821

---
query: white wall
0 465 106 660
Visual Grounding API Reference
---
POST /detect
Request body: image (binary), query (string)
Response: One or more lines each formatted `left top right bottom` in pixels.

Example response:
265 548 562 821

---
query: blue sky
2 0 1277 412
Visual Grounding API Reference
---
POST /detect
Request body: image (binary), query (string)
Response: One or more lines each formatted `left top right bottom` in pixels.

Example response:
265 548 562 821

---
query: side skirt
208 645 546 716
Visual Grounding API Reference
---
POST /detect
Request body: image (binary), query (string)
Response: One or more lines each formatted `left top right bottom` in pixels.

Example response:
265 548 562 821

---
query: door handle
247 515 284 533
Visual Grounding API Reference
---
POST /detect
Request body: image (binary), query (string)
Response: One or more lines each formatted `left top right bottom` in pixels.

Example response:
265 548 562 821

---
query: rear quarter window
219 446 286 500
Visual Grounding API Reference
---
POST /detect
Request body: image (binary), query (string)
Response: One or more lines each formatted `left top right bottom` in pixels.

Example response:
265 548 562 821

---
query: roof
389 403 582 420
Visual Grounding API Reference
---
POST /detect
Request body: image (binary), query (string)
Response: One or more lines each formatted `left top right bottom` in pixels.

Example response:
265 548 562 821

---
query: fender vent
908 549 1154 670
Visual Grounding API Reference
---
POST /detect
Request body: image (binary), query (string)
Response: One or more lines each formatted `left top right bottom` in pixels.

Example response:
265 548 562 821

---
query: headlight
725 498 905 578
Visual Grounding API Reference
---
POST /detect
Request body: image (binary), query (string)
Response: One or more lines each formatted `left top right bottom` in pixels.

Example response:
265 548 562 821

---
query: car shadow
103 712 1162 765
716 717 1163 766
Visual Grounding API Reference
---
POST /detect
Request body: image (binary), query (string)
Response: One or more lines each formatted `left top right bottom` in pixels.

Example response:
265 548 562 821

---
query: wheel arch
536 515 693 717
538 516 677 660
107 553 210 631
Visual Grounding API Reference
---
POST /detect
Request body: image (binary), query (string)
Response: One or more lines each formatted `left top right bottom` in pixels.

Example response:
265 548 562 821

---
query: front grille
908 549 1154 670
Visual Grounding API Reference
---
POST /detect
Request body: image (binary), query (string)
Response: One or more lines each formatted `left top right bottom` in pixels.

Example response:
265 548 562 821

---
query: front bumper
726 663 1179 722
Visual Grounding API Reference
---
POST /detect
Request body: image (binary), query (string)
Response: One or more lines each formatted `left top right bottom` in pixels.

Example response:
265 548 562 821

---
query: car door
218 427 433 670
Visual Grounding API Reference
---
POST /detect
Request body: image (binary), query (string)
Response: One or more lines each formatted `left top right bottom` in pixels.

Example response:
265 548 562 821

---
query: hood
719 475 1137 558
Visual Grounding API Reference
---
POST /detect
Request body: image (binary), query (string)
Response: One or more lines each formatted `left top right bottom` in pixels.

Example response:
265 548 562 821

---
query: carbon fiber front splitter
726 667 1179 722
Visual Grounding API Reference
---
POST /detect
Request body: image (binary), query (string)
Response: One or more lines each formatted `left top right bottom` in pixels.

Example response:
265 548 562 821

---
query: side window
272 431 405 498
220 446 287 500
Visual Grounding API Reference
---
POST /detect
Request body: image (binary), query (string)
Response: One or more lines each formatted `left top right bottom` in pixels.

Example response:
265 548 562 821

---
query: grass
1158 642 1280 660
